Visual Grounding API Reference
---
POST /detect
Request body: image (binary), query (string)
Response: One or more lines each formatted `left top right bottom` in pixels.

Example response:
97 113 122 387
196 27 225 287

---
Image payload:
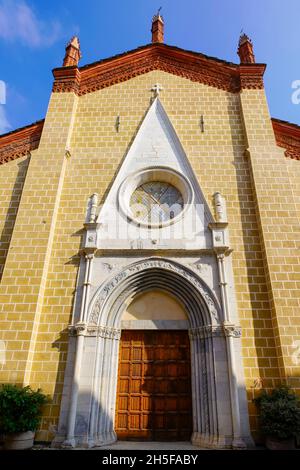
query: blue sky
0 0 299 134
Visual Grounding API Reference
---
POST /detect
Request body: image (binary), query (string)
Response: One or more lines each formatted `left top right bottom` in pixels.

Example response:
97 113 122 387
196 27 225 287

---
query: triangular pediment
94 97 214 251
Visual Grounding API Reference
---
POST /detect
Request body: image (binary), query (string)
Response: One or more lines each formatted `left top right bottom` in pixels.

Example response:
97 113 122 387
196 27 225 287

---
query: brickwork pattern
0 155 30 281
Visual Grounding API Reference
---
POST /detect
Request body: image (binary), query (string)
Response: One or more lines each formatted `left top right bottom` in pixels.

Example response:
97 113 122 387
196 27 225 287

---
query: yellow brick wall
0 91 77 389
287 158 300 227
2 70 298 441
240 89 300 391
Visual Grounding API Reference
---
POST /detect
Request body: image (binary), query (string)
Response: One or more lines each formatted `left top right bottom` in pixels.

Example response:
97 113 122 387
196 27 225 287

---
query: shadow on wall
0 157 30 282
33 328 72 442
49 329 115 447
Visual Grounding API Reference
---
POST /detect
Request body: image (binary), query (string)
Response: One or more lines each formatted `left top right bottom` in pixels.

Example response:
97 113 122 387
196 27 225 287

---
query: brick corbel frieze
0 120 44 165
272 118 300 161
52 44 266 95
52 66 81 94
239 64 266 89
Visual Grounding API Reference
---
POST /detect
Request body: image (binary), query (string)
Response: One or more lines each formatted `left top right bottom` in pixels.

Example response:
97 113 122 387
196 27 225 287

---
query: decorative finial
63 36 82 67
88 193 99 223
151 10 164 43
237 32 255 64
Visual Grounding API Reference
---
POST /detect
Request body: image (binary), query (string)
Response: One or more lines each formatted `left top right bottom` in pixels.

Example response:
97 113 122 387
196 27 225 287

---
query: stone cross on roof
151 83 163 97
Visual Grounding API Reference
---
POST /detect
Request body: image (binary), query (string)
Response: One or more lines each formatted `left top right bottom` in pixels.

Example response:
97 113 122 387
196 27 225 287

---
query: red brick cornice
239 64 265 89
0 120 44 165
52 66 81 94
272 118 300 161
52 44 266 95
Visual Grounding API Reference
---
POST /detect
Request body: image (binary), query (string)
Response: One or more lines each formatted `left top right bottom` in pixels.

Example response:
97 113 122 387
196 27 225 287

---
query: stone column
88 326 121 447
217 253 245 449
189 326 221 448
63 253 94 447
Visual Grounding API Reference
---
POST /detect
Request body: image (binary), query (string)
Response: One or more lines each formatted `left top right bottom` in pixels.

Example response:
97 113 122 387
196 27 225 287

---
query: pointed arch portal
56 258 253 449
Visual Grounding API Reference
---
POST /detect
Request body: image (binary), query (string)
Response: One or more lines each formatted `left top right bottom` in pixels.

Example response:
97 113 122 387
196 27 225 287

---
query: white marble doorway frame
55 258 252 449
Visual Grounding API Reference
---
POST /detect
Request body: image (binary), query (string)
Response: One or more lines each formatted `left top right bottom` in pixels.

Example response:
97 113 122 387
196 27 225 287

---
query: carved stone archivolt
88 258 220 326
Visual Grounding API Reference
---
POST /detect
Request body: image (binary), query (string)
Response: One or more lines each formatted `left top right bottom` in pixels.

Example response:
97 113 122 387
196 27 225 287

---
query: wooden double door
115 330 192 441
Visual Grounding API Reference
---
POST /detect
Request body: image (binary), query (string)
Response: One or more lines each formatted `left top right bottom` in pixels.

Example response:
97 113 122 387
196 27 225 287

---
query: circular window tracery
118 166 193 228
130 181 184 224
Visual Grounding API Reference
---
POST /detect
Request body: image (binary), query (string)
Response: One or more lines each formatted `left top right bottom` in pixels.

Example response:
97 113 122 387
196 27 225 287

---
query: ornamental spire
151 8 164 43
63 36 82 67
237 32 255 64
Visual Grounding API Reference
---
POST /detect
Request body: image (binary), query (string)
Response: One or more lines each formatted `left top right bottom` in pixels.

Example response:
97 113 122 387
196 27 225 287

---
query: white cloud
0 105 11 134
0 0 62 47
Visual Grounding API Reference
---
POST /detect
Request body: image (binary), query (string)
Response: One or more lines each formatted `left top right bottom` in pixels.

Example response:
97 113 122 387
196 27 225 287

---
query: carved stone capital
69 323 121 339
189 322 241 340
222 322 242 338
189 324 223 340
68 322 87 336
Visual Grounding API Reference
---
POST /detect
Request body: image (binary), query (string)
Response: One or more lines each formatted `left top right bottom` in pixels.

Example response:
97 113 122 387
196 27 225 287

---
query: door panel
115 330 192 441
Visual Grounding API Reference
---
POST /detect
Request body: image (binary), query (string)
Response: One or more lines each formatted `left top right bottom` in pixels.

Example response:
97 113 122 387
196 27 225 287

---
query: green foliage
254 385 300 440
0 384 48 433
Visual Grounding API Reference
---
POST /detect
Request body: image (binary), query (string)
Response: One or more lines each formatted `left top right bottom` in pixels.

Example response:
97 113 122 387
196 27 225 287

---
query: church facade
0 16 300 448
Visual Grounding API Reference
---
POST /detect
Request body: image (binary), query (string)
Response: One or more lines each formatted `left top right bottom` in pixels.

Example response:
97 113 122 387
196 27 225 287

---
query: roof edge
76 43 241 72
272 117 300 160
0 119 44 165
0 119 45 141
52 43 266 95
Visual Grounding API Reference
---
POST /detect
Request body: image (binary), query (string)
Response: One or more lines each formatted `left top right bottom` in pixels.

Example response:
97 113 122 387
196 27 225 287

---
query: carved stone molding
68 323 121 339
189 262 209 274
189 325 223 340
89 258 220 325
97 326 121 339
189 323 241 339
